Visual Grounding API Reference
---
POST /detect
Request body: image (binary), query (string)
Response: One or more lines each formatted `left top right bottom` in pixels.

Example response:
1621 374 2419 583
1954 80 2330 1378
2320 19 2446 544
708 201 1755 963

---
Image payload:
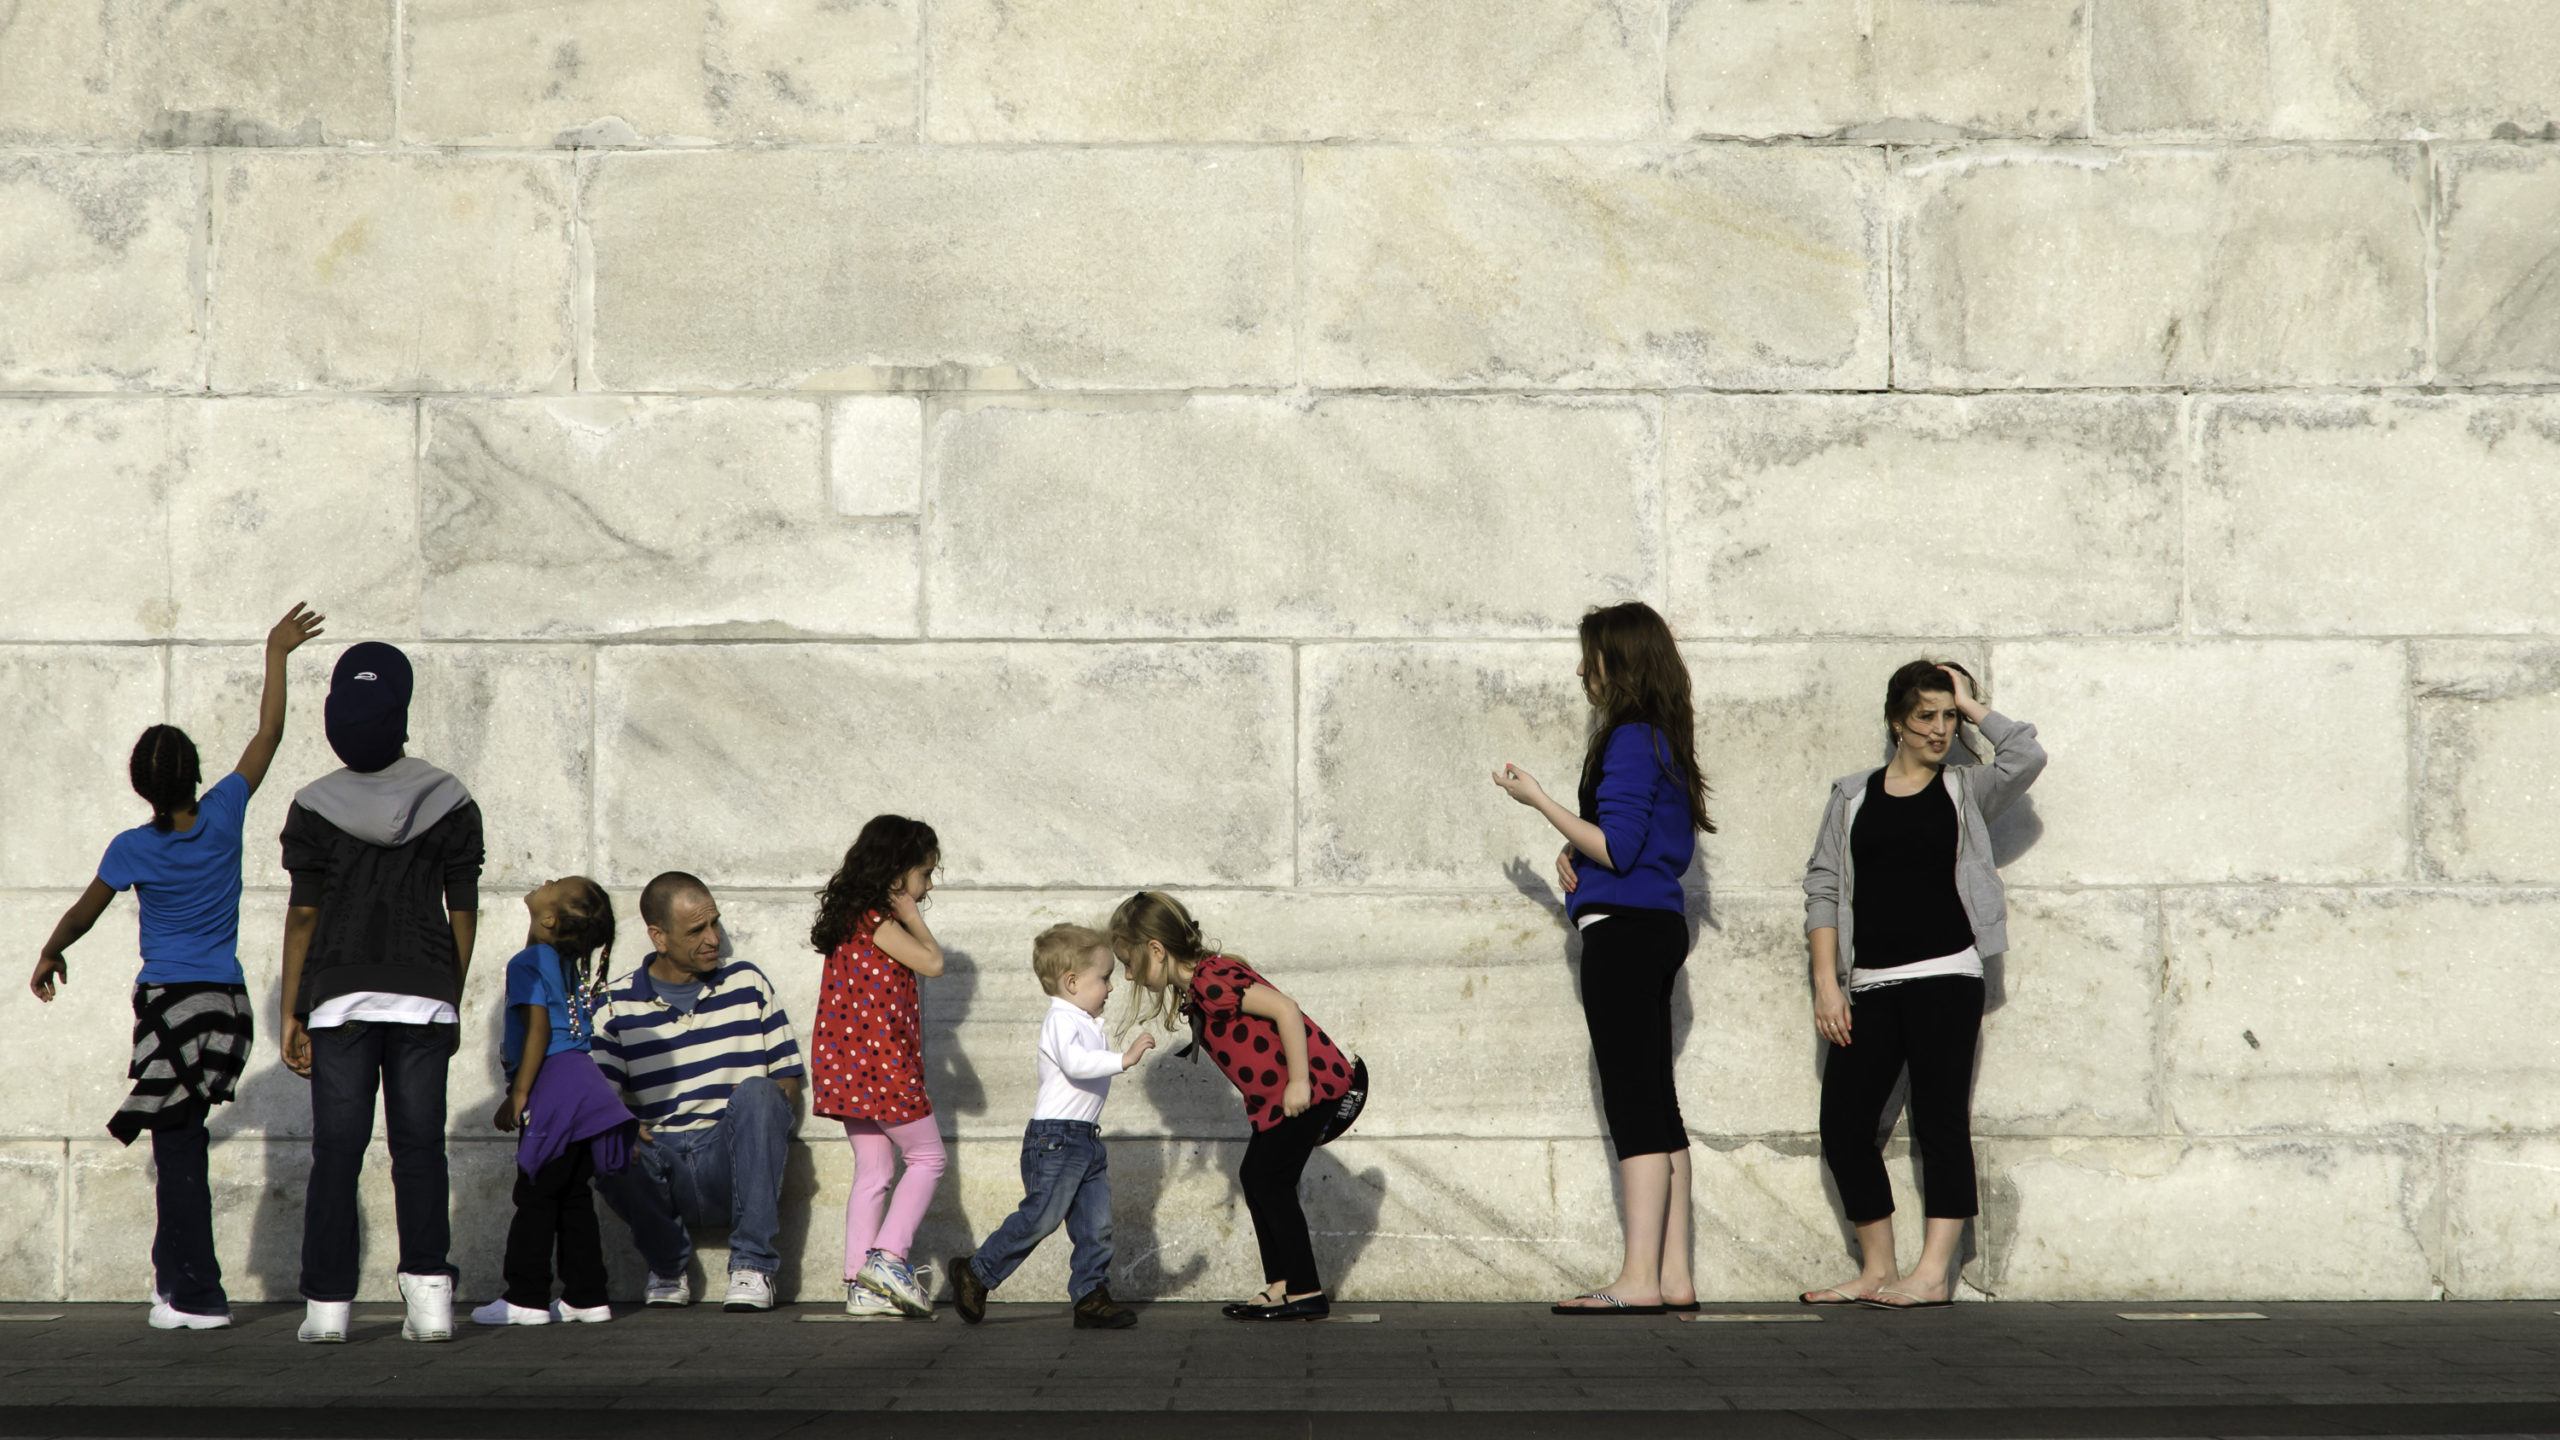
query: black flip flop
1663 1301 1701 1313
1550 1293 1668 1316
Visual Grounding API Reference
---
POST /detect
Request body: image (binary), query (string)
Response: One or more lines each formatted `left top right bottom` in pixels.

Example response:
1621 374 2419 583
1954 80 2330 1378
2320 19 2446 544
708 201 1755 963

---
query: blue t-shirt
502 943 591 1071
97 772 251 986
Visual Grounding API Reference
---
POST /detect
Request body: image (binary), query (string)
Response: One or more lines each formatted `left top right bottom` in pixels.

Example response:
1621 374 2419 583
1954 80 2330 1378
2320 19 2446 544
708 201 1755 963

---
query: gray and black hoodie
279 758 485 1018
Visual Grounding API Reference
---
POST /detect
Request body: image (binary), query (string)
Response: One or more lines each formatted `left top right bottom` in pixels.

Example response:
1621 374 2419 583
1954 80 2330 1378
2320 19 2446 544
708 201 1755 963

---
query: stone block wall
3 0 2556 1303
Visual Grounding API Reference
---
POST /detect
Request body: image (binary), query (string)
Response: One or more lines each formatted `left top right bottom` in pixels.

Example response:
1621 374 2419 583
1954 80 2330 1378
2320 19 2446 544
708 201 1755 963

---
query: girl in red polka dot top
809 814 948 1318
1110 890 1367 1323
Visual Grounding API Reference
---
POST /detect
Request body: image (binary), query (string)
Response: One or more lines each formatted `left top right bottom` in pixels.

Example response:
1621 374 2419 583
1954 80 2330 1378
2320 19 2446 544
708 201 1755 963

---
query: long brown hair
1573 602 1714 834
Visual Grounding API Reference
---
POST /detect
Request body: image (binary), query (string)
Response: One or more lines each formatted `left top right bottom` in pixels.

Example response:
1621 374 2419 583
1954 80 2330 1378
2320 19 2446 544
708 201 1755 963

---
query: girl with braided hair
475 876 637 1326
30 602 325 1331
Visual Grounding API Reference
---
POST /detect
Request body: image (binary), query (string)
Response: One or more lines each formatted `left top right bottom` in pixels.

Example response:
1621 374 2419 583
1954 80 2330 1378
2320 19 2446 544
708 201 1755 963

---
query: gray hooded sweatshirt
281 758 485 1016
1801 710 2046 988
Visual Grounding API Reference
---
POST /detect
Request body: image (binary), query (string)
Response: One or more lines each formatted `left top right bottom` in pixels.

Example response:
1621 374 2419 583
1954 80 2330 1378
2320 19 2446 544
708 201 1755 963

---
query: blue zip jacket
1566 723 1696 920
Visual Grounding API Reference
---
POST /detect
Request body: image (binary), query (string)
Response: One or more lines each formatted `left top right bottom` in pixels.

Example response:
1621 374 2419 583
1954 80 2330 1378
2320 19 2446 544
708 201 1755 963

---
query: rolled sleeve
1591 725 1661 874
1802 789 1847 935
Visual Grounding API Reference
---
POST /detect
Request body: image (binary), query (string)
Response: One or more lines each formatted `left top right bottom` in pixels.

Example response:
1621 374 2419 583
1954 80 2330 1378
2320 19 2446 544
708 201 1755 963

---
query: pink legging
842 1114 946 1274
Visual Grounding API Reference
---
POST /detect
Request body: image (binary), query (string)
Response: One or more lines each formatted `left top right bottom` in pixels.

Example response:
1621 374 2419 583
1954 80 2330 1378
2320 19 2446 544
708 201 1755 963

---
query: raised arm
1941 665 2044 822
875 891 945 977
234 603 324 796
30 879 115 1001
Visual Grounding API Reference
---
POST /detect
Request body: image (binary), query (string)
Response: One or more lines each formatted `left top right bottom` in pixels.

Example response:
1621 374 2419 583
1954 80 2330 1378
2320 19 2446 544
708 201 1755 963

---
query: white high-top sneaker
398 1272 455 1342
297 1299 351 1344
644 1272 693 1307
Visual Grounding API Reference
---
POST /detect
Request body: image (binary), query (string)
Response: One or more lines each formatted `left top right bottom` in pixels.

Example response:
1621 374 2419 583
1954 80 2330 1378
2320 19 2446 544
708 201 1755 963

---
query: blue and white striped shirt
593 958 805 1131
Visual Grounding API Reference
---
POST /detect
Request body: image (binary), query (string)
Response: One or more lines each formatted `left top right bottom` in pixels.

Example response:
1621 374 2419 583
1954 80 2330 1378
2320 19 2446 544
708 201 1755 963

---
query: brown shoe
1073 1285 1137 1329
950 1257 986 1325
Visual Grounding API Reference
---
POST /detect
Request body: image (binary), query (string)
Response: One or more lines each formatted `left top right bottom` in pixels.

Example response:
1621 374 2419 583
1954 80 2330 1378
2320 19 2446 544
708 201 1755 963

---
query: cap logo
353 671 378 681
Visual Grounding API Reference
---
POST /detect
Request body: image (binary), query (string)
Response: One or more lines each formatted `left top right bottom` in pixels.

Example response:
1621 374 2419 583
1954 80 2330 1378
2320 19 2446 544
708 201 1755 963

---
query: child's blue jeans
970 1118 1113 1300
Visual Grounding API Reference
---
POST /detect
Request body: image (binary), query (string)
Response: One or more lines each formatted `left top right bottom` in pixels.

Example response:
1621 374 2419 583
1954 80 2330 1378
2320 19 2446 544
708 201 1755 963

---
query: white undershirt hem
1848 945 1983 993
308 991 459 1028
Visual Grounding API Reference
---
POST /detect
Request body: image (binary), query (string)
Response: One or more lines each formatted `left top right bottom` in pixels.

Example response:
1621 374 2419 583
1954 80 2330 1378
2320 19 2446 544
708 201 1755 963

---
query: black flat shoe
949 1257 986 1325
1228 1294 1330 1322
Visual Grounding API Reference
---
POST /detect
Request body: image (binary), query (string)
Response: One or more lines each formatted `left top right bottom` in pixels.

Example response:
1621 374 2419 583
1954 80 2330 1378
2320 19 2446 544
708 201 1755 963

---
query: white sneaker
644 1272 693 1307
723 1268 775 1312
843 1282 897 1318
297 1299 351 1344
853 1249 931 1317
147 1298 231 1330
398 1272 454 1342
470 1297 553 1326
550 1300 612 1323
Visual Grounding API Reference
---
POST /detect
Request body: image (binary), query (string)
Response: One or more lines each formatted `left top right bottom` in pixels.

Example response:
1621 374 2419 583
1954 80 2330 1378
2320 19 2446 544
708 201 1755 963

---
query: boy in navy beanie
279 642 484 1345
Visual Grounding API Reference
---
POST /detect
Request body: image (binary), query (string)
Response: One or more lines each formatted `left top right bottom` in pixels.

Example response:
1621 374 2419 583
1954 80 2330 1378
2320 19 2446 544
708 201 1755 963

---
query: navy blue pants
151 1124 226 1316
970 1119 1114 1301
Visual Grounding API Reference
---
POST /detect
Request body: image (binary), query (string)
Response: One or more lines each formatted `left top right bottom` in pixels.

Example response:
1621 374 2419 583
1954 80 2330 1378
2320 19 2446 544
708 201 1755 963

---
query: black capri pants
1818 975 1983 1223
1577 908 1691 1160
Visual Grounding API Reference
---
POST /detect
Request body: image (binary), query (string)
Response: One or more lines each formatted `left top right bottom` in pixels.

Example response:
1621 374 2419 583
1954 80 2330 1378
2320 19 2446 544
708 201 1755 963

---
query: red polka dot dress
812 909 931 1125
1186 955 1352 1131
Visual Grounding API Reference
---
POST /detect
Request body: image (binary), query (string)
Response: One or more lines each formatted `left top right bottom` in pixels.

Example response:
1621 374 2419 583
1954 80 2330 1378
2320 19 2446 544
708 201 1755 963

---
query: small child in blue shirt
473 876 634 1327
30 603 324 1331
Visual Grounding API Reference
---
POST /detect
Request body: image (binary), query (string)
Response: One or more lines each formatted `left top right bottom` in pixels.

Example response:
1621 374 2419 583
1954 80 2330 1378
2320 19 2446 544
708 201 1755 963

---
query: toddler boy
949 924 1154 1328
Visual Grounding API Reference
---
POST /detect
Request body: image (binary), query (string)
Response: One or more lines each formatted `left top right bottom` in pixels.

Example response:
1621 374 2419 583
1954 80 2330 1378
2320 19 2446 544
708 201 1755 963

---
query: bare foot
1802 1275 1893 1304
1886 1269 1952 1303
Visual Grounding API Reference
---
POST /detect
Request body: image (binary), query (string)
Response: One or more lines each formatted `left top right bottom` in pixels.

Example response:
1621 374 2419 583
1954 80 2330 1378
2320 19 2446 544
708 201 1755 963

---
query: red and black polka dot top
1184 955 1353 1132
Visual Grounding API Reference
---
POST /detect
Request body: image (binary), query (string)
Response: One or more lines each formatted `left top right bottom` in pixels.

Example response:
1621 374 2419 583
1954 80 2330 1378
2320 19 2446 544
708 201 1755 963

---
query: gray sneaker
644 1272 693 1307
853 1249 932 1317
723 1269 775 1312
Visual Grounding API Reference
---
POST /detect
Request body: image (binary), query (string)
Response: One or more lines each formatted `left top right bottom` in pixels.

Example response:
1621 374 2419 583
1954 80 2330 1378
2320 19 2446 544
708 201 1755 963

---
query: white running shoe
470 1297 553 1326
147 1298 231 1330
550 1300 613 1323
844 1282 898 1318
723 1269 776 1312
853 1250 931 1318
398 1272 455 1342
644 1272 693 1307
297 1300 351 1344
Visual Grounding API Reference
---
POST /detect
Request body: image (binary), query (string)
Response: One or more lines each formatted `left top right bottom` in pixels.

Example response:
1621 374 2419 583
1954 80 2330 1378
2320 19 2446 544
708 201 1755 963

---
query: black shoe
949 1257 986 1326
1228 1293 1329 1322
1073 1285 1137 1329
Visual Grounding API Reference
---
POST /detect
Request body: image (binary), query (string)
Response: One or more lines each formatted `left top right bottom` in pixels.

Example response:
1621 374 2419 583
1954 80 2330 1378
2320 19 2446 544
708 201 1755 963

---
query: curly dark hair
550 878 617 1042
810 814 940 955
130 725 203 833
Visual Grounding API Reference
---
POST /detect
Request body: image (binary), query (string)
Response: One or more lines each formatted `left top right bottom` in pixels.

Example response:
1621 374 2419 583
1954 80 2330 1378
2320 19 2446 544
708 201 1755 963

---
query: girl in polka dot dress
809 814 948 1317
1111 891 1368 1323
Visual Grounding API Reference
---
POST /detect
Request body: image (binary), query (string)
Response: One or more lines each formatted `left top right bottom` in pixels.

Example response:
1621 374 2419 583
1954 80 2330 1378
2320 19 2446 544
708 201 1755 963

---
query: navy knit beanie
324 642 413 773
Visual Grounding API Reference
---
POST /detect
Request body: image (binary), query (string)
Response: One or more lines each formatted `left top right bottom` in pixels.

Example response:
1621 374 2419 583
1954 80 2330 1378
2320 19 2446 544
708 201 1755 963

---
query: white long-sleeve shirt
1032 997 1126 1123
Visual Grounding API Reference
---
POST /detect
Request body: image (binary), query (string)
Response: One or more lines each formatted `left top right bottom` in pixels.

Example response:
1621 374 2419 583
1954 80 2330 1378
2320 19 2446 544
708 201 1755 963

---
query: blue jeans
971 1119 1113 1301
302 1020 455 1302
592 1075 790 1276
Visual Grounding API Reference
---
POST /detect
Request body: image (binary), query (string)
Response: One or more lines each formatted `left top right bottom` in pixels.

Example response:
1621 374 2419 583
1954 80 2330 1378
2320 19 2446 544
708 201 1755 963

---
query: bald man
590 872 804 1312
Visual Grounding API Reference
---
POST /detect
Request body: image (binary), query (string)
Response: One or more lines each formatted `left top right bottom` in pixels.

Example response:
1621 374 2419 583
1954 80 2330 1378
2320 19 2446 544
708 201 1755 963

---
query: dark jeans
151 1124 225 1316
1239 1102 1332 1296
302 1020 456 1302
503 1145 607 1310
593 1075 790 1276
1819 975 1985 1223
1578 908 1692 1160
971 1119 1113 1301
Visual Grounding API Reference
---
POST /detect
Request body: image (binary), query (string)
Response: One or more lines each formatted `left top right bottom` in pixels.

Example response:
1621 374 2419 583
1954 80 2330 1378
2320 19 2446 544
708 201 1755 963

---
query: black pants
151 1124 226 1316
503 1145 607 1310
1819 976 1984 1223
302 1020 456 1302
1239 1103 1333 1295
1578 909 1691 1160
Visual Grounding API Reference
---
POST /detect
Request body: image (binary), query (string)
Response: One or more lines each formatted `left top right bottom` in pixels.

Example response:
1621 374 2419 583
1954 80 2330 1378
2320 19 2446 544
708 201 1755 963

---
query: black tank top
1846 769 1975 968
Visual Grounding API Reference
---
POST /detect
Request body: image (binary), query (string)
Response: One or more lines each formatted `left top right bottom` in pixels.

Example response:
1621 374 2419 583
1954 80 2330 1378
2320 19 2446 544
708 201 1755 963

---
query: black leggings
1239 1103 1333 1295
1578 909 1691 1160
502 1144 607 1310
1818 975 1984 1223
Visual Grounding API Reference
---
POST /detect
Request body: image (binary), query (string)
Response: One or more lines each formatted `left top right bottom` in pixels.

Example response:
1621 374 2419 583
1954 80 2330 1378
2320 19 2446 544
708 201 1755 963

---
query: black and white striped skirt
108 983 253 1145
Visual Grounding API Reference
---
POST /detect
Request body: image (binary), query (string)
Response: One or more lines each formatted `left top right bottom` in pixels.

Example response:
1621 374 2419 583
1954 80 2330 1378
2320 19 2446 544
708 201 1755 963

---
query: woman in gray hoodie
1799 662 2043 1310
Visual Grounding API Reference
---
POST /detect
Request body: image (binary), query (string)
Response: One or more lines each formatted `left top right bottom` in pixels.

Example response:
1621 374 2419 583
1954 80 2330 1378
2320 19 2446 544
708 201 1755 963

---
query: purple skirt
516 1049 638 1177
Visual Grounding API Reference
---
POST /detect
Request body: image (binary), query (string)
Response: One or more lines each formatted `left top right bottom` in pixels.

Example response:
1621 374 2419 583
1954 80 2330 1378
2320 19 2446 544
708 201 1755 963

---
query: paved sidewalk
3 1299 2558 1438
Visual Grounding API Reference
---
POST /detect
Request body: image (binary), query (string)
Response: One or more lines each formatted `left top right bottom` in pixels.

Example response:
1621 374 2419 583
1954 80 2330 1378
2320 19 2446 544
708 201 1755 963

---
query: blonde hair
1108 890 1225 1035
1031 923 1110 998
